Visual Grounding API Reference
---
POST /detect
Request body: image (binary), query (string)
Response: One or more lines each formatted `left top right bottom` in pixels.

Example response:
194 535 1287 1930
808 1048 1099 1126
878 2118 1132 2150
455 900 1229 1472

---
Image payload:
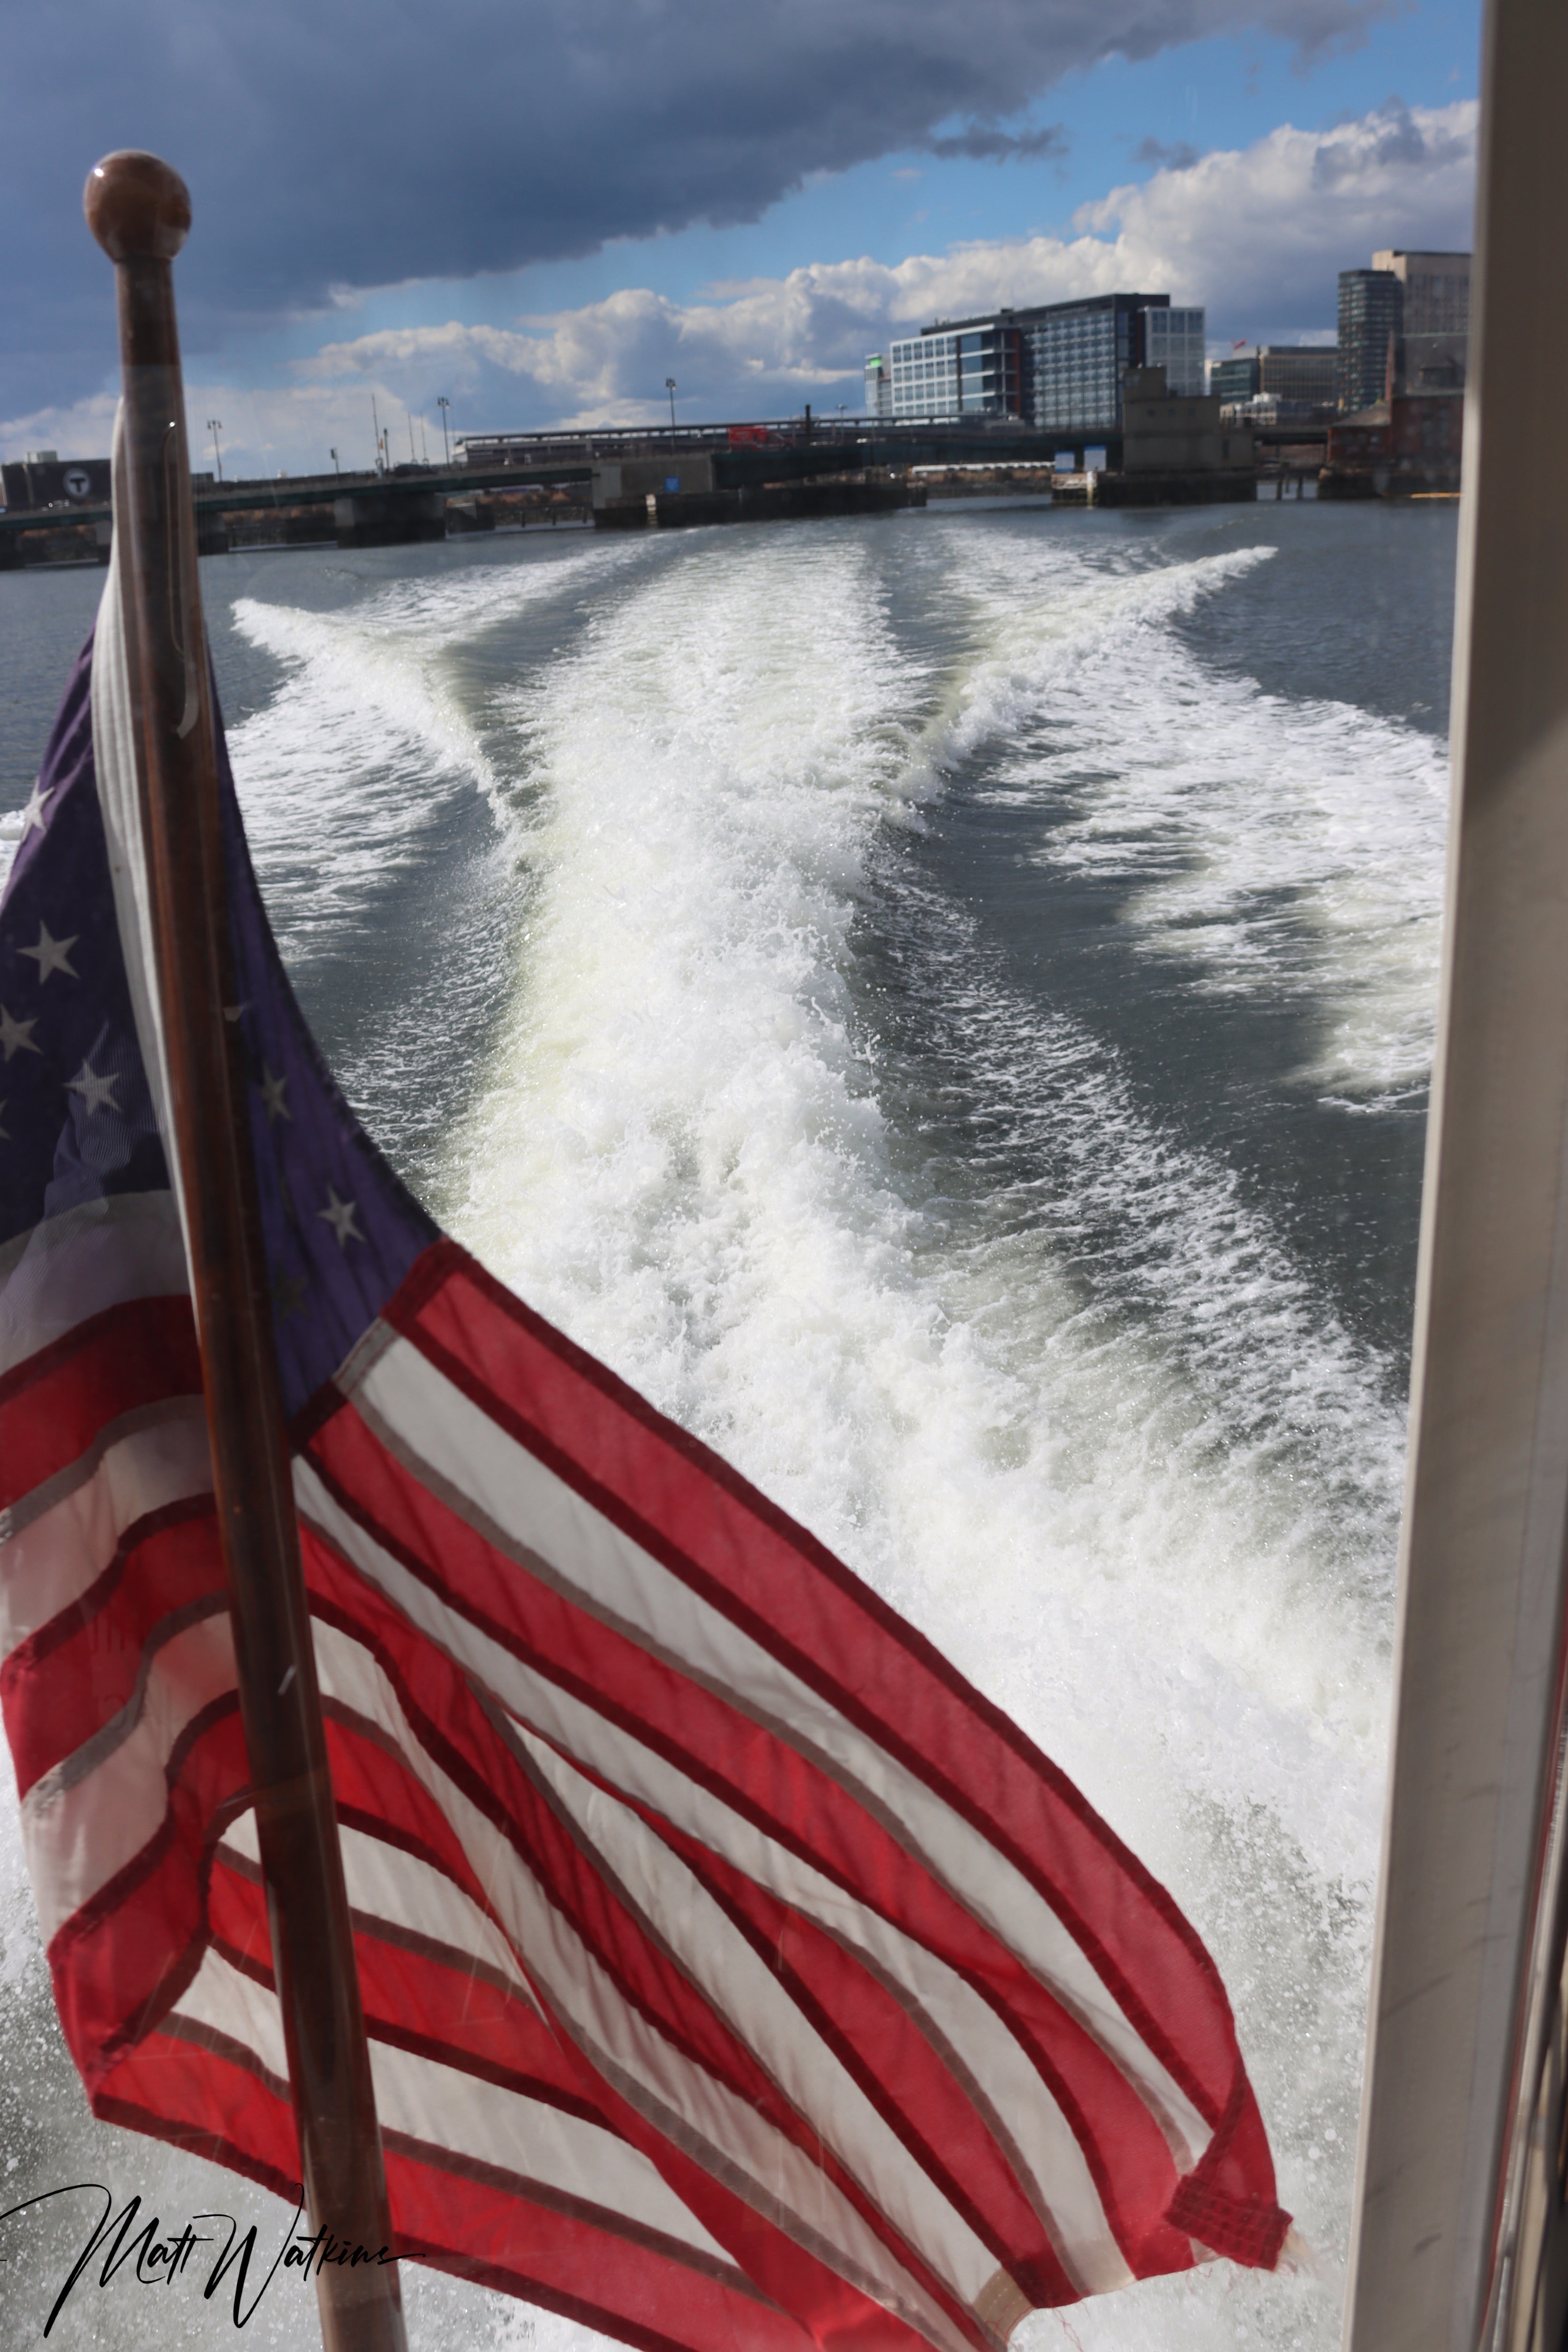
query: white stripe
22 1612 236 1941
507 1681 1128 2295
167 1946 749 2270
0 1406 210 1658
349 1340 1210 2165
293 1455 1120 2291
373 2039 744 2268
306 1614 974 2352
92 441 186 1254
218 1811 545 2023
0 1191 187 1378
513 1717 1011 2311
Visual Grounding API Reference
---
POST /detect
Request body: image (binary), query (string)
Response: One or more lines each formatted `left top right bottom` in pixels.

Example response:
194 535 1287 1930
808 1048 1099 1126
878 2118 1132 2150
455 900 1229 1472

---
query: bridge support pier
332 491 446 550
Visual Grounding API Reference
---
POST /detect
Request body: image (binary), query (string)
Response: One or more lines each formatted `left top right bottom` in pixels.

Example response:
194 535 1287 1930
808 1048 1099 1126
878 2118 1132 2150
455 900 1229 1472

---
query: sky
3 0 1481 478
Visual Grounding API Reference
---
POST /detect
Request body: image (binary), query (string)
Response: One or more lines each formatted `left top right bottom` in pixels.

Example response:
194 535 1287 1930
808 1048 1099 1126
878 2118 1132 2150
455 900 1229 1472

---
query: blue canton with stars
0 631 438 1419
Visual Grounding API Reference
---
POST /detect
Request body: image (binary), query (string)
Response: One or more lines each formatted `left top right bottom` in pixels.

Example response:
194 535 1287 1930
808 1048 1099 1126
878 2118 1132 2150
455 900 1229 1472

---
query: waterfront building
884 327 963 420
863 354 892 419
1338 270 1403 411
1121 366 1254 472
1373 248 1470 391
876 295 1198 435
1 453 110 511
1322 390 1463 493
1258 346 1338 406
1018 300 1125 430
1373 249 1470 339
1211 352 1261 404
1138 307 1206 397
883 319 1019 420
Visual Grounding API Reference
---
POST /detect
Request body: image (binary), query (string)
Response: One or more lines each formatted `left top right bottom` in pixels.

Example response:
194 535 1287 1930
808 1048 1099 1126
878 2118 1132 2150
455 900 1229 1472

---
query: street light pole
330 446 340 476
437 395 451 466
666 377 677 431
206 417 223 481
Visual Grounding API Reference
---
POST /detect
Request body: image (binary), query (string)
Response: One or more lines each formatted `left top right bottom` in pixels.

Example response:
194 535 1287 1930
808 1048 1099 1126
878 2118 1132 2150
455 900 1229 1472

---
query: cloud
1 96 1475 476
923 124 1070 162
351 95 1476 412
1134 137 1202 169
6 0 1398 415
1074 96 1478 309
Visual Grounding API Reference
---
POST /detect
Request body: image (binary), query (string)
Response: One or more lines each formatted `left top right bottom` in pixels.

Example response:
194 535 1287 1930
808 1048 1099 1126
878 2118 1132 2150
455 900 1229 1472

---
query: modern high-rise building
1338 270 1403 411
1373 249 1470 338
864 354 892 418
1372 249 1470 391
882 317 1020 420
1212 346 1338 410
1211 352 1261 404
1139 307 1206 397
874 296 1199 433
1258 346 1338 406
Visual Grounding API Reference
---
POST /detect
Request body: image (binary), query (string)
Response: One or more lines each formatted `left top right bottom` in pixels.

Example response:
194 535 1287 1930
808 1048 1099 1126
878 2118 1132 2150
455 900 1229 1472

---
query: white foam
0 517 1447 2352
436 522 1426 2347
928 524 1448 1103
0 807 24 899
224 543 650 965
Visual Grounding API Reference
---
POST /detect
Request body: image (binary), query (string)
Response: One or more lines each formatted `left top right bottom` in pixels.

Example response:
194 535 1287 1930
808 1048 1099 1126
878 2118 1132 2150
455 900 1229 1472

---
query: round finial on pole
84 151 191 263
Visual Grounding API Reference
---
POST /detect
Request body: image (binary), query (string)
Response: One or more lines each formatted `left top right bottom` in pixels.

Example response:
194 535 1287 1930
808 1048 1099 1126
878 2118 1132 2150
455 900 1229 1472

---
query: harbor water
0 496 1457 2351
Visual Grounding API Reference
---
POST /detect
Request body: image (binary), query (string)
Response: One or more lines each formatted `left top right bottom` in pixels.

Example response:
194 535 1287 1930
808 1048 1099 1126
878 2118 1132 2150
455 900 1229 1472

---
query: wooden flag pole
83 152 407 2352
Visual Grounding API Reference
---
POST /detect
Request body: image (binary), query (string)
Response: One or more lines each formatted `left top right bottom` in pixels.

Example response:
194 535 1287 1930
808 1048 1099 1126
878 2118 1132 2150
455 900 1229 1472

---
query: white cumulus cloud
1 98 1477 473
289 96 1476 437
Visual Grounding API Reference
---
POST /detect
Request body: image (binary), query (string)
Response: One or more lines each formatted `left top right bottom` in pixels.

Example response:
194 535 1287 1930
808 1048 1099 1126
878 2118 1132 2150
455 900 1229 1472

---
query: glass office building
1338 270 1402 412
1212 346 1338 408
877 296 1192 432
883 320 1023 419
1138 307 1206 398
1211 353 1261 404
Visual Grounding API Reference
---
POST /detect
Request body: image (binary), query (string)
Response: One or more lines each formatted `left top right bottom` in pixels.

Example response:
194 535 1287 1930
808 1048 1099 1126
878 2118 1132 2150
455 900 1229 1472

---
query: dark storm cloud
9 0 1393 415
923 124 1070 162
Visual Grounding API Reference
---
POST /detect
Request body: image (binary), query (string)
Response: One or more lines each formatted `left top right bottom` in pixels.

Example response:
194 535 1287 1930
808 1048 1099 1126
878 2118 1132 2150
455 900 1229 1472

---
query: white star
19 780 53 840
67 1060 119 1116
18 922 78 983
259 1063 292 1125
0 1004 39 1062
318 1187 363 1249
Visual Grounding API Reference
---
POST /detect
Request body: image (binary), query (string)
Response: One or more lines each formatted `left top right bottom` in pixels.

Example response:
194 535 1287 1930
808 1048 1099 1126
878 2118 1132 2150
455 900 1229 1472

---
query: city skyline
4 0 1479 476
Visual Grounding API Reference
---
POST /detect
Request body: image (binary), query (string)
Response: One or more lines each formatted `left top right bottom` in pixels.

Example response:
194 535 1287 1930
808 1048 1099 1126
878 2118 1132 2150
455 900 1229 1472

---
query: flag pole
83 151 407 2352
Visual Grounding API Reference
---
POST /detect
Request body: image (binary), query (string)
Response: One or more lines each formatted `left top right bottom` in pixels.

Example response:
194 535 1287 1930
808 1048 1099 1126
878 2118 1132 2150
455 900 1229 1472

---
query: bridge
1 416 1132 568
0 411 1334 570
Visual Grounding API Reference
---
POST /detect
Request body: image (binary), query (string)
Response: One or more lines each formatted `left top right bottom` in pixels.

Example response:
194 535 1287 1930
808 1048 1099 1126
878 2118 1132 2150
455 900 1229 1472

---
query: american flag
0 541 1289 2352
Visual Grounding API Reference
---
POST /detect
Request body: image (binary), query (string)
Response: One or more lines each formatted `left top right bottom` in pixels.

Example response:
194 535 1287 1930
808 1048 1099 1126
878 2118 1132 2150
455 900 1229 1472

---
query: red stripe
3 1499 222 1797
650 1814 1073 2300
98 2041 832 2352
392 1246 1262 2158
297 1547 990 2347
302 1406 1186 2266
0 1295 200 1512
517 2018 961 2352
385 2152 823 2352
48 1698 249 2091
208 1826 611 2127
199 1849 963 2347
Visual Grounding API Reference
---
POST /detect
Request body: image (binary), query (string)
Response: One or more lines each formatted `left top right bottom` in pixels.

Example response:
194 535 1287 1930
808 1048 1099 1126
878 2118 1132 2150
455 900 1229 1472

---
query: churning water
0 497 1457 2352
